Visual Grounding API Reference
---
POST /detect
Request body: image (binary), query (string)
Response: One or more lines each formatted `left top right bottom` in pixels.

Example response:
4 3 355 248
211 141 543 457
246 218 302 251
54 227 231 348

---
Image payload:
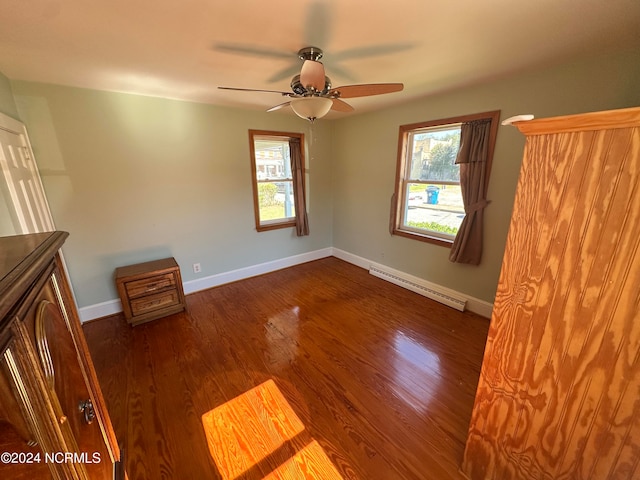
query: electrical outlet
193 263 201 273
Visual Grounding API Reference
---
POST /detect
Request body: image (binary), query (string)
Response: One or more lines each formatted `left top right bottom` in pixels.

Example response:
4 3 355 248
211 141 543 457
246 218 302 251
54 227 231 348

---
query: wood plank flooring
83 257 490 479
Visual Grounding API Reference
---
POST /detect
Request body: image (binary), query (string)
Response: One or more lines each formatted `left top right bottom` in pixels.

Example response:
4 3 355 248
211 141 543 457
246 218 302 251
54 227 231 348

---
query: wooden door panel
32 283 114 479
0 119 54 235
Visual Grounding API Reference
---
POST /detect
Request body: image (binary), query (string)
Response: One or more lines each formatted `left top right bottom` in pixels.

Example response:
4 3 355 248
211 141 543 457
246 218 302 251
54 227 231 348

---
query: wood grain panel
463 107 640 480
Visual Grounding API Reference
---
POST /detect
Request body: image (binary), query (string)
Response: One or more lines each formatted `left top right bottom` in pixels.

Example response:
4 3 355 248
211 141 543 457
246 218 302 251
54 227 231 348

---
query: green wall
11 83 334 308
0 71 19 119
331 47 640 302
6 46 640 311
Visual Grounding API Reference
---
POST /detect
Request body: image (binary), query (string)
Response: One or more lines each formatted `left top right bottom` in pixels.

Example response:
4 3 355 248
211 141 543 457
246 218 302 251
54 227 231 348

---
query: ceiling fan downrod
298 46 323 62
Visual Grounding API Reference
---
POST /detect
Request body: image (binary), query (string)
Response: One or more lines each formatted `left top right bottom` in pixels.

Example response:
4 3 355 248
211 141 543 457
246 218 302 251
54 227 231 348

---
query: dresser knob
78 399 96 424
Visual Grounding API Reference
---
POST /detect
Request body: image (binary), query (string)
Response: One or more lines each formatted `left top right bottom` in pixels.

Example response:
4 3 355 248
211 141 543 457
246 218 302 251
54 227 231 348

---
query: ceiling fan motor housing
290 75 332 96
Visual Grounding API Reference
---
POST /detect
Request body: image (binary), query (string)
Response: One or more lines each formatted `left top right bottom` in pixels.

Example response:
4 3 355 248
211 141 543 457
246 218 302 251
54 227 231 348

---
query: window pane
404 182 465 238
258 181 295 223
408 127 461 182
254 139 292 181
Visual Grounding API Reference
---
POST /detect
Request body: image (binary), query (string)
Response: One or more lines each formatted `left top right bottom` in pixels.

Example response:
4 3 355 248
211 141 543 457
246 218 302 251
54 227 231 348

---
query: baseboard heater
369 263 467 312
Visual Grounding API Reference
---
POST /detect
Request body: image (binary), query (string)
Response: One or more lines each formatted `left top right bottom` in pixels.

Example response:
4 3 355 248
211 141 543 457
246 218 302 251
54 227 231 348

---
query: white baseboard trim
332 248 493 318
78 298 122 323
78 247 333 323
331 248 372 270
79 246 493 322
465 297 494 319
182 247 333 295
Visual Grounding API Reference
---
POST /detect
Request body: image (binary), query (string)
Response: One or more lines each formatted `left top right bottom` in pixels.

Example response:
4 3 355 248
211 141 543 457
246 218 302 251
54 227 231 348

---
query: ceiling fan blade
300 60 326 90
330 83 404 98
267 101 292 113
333 43 414 61
213 43 292 59
304 1 331 48
322 63 356 83
330 98 354 113
267 64 301 84
218 86 293 96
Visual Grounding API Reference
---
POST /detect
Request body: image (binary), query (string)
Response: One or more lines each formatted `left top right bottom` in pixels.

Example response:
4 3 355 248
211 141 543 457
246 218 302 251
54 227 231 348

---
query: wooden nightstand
115 257 186 326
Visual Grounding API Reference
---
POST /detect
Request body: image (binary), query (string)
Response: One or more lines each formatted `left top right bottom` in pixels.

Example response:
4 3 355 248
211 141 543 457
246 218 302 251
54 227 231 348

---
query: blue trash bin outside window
426 186 440 205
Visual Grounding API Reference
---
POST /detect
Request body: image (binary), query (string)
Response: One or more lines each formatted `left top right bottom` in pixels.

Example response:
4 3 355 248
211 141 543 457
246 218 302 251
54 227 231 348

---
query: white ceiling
1 0 639 118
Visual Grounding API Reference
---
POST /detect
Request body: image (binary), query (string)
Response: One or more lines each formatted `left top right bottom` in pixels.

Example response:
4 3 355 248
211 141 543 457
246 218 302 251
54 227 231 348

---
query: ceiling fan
218 47 404 122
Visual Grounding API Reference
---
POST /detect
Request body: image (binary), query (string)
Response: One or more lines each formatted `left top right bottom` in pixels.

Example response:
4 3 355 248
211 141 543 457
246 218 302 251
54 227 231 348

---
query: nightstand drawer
130 289 180 316
126 273 176 298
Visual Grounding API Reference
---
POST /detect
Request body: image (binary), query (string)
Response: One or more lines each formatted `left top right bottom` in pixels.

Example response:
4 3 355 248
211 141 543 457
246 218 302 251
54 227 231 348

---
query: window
249 130 305 231
392 111 499 246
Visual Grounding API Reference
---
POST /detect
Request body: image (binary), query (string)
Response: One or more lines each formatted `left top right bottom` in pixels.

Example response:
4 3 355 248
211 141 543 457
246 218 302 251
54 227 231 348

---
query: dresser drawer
125 273 176 298
130 289 180 317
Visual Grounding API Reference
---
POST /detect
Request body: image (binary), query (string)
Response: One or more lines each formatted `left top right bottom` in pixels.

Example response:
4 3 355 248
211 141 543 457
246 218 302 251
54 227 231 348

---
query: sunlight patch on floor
202 379 343 479
262 440 344 480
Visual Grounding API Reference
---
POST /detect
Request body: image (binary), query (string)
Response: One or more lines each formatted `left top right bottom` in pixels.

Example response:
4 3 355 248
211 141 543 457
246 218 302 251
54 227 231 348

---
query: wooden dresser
115 257 185 326
0 231 123 479
462 107 640 479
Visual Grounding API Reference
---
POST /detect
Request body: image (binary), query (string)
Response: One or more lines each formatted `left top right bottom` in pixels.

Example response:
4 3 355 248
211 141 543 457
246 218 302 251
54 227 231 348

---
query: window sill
392 228 453 248
256 220 296 232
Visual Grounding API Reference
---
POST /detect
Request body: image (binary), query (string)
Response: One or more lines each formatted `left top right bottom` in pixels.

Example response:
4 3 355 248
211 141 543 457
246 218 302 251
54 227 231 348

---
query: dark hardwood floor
83 257 490 479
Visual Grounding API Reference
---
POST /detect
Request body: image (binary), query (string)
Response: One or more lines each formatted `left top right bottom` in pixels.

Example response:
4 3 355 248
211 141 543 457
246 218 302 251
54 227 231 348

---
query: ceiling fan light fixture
290 96 333 122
